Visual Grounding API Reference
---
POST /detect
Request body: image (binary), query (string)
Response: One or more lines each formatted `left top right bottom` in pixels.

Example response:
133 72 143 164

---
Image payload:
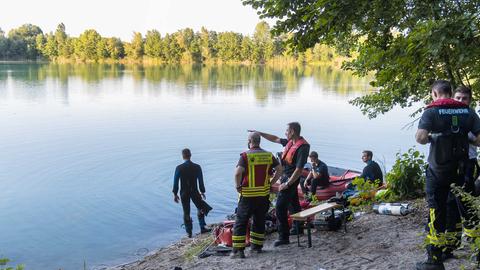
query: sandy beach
108 200 478 270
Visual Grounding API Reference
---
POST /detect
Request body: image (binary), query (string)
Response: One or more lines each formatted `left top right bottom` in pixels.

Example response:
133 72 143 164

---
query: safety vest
240 149 274 197
281 137 309 165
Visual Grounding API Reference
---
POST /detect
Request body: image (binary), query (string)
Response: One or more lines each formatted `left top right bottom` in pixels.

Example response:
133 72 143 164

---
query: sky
1 0 270 41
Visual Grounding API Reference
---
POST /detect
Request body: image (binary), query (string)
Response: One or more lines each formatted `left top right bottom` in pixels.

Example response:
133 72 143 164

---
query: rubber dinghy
271 166 360 201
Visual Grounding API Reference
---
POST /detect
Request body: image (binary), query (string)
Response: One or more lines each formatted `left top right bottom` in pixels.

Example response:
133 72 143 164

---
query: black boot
198 216 211 234
250 243 263 253
184 220 193 238
415 246 445 270
230 249 245 259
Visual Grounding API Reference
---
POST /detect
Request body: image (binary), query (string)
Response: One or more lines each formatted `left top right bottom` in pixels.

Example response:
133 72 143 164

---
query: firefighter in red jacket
230 132 283 259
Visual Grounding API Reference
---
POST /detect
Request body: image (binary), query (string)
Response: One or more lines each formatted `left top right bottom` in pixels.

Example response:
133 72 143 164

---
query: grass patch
182 235 215 261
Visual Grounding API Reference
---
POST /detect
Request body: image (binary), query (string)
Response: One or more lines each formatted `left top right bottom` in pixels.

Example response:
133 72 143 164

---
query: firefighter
250 122 310 246
415 80 480 270
230 132 283 258
443 85 480 260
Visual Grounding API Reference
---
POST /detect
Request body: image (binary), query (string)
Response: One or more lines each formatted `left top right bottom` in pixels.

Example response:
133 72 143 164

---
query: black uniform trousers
425 167 464 260
445 158 479 250
276 179 301 240
232 195 270 250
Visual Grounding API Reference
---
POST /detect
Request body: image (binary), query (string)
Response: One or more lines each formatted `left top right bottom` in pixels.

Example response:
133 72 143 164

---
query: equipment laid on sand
313 208 352 231
213 220 251 247
290 202 346 247
373 203 411 216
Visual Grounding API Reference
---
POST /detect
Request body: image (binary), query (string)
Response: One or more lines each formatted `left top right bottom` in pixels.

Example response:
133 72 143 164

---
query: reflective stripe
464 227 480 238
232 242 246 248
426 208 443 247
241 151 273 197
250 238 263 245
232 235 246 241
232 234 246 248
250 231 265 239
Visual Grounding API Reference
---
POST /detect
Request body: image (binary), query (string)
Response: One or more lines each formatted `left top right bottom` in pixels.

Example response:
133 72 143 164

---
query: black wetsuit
173 160 212 232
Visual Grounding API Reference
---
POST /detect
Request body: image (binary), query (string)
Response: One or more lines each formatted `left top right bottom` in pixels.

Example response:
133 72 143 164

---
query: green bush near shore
379 147 426 202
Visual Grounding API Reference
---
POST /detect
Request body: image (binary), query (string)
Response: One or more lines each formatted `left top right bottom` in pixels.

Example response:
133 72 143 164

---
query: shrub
381 147 426 201
451 185 480 266
348 177 381 207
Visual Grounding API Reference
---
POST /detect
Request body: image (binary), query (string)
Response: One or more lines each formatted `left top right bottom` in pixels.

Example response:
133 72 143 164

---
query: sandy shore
109 200 478 270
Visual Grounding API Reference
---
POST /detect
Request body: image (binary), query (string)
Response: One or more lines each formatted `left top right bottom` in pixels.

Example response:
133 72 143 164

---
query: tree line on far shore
0 22 342 65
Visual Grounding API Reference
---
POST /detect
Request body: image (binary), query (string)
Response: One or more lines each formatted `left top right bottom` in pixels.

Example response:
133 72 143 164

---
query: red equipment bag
214 220 250 247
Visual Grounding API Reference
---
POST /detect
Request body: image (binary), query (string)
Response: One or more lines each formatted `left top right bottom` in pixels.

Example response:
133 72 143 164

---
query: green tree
162 33 181 62
125 32 144 60
253 21 273 63
8 24 43 59
144 30 162 58
96 38 109 59
199 27 217 62
216 32 242 61
0 28 9 58
175 28 201 62
43 34 58 58
74 29 102 60
105 37 124 59
243 0 480 118
55 23 71 57
240 36 255 62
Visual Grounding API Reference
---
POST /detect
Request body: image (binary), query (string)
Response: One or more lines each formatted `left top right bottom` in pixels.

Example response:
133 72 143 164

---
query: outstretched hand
173 194 180 203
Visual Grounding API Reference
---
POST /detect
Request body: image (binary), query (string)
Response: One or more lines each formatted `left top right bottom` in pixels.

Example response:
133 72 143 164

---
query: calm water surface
0 63 425 269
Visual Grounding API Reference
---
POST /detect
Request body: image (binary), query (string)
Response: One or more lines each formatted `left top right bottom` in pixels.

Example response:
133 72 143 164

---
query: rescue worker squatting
230 132 283 259
173 148 212 238
415 80 480 270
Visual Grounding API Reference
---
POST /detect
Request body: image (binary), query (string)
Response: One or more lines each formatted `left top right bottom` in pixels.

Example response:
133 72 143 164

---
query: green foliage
242 0 480 118
0 22 345 65
125 32 144 60
451 185 480 266
74 29 102 61
348 177 381 207
7 24 43 59
381 147 426 201
0 257 24 270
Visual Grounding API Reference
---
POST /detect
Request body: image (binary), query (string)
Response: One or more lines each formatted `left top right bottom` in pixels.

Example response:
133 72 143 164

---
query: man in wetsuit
359 150 383 184
173 148 212 238
250 122 310 246
415 80 480 270
230 132 283 258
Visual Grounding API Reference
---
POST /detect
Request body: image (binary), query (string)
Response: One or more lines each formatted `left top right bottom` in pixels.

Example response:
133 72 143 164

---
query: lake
0 63 425 269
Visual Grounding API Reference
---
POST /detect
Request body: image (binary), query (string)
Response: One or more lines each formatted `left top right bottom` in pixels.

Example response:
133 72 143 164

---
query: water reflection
0 63 371 104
